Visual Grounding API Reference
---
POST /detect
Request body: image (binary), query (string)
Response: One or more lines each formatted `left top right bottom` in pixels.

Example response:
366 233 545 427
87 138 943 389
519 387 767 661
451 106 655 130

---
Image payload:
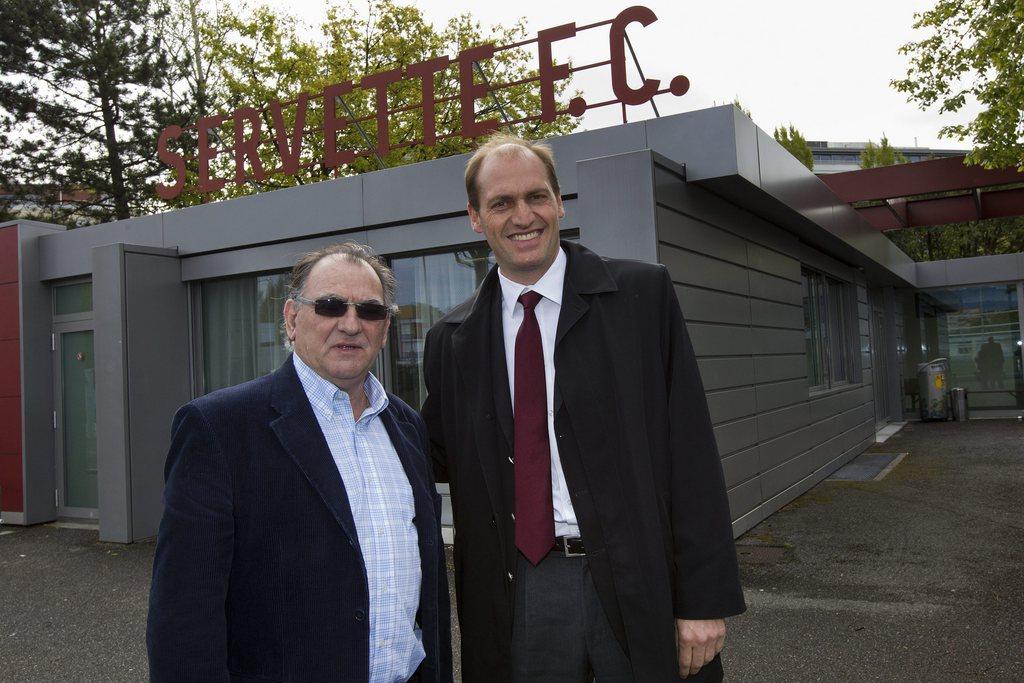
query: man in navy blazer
147 243 452 682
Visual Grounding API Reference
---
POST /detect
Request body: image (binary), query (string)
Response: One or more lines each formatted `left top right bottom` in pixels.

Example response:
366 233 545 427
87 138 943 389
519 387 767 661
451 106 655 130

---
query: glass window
55 282 93 315
802 269 856 391
389 246 493 409
201 272 290 393
900 285 1022 413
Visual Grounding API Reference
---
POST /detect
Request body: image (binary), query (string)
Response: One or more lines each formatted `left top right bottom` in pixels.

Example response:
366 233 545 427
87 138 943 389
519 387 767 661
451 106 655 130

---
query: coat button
490 515 497 527
507 571 514 583
354 609 366 622
510 512 515 522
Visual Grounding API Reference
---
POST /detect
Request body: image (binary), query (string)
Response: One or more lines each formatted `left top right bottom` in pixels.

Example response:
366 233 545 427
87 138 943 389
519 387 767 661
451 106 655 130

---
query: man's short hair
464 133 560 211
287 242 397 311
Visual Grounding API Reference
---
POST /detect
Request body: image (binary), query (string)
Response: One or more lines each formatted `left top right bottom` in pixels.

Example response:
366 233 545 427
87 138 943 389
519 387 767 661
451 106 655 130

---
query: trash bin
917 358 951 421
950 387 969 421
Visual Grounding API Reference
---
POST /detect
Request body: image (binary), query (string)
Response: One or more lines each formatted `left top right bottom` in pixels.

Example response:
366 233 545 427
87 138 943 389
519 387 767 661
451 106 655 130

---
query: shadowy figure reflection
976 336 1005 389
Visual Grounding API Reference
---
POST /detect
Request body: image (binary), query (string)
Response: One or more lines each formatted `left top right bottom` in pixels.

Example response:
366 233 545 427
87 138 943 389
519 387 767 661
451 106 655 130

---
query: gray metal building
2 105 1021 542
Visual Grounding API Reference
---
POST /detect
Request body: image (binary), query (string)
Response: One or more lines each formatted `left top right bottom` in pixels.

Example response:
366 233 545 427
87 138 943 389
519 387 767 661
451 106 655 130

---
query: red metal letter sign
360 68 404 160
233 107 266 184
457 44 500 139
323 82 356 169
609 6 660 106
197 114 228 193
537 23 576 123
155 126 186 200
406 56 450 146
269 94 309 176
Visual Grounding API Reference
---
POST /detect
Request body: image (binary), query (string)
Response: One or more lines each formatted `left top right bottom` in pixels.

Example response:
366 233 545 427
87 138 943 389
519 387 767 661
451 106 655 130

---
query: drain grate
828 452 906 481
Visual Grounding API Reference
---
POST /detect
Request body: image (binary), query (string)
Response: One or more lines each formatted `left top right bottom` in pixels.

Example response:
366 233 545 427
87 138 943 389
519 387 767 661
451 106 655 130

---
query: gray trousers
511 552 632 682
509 552 726 682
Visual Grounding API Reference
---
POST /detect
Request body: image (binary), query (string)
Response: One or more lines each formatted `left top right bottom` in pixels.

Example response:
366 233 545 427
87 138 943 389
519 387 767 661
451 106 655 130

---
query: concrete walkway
725 420 1024 681
1 420 1021 680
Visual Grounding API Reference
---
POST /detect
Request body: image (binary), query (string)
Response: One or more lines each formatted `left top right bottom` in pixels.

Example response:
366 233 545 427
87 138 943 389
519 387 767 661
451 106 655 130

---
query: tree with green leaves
773 124 814 170
0 0 184 225
860 135 909 168
160 0 581 205
886 217 1024 262
892 0 1024 171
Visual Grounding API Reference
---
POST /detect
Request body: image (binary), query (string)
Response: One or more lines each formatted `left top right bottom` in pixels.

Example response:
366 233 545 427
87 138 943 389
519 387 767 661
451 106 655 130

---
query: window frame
802 268 858 393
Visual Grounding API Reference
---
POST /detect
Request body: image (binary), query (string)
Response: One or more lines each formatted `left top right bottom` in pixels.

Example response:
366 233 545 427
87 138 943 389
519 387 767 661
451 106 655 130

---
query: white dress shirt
497 247 579 538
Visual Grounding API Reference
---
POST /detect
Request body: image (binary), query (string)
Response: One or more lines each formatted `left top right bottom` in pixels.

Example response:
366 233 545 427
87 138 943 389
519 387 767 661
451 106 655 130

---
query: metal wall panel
756 403 811 442
687 323 754 357
675 286 751 325
576 151 658 264
726 477 762 521
748 271 801 305
753 354 806 384
755 379 810 412
705 387 757 425
713 417 759 457
124 250 191 541
721 446 760 486
750 299 803 329
38 215 163 280
697 357 755 391
750 327 804 355
656 207 748 266
17 222 65 523
94 244 190 543
93 243 130 541
653 162 877 536
746 243 799 281
660 246 750 295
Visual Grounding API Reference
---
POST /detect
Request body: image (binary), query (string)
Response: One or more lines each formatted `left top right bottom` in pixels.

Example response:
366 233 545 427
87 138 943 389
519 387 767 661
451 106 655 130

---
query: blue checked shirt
293 354 424 683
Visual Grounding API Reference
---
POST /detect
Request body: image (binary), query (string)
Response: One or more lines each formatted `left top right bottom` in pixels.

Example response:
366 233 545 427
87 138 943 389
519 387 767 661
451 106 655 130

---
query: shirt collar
292 353 389 420
498 246 566 314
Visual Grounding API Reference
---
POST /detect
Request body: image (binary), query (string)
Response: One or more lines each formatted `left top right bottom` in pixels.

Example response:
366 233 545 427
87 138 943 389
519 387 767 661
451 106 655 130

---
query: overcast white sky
273 0 974 150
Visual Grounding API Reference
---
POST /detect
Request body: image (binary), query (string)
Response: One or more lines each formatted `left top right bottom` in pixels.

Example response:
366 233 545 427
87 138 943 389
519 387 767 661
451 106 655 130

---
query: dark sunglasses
292 295 392 321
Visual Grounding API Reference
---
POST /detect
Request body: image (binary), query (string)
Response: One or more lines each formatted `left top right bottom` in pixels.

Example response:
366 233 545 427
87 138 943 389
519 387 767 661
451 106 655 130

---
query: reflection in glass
55 282 93 315
389 247 493 408
202 272 290 393
900 285 1022 413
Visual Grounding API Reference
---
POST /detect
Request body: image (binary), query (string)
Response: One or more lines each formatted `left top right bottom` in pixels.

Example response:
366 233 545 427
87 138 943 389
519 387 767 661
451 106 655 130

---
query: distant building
809 140 968 174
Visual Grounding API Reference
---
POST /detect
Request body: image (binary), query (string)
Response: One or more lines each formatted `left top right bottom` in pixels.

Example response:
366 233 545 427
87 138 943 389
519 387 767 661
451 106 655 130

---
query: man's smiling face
283 256 390 393
468 146 564 285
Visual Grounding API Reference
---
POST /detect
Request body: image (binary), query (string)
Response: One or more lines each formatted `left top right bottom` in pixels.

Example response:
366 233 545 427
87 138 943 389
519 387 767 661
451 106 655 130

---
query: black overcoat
147 358 452 682
422 241 745 681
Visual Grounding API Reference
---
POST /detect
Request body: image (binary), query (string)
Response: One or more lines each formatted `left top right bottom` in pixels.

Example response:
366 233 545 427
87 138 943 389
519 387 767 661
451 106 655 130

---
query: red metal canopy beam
820 155 1024 203
852 186 1024 231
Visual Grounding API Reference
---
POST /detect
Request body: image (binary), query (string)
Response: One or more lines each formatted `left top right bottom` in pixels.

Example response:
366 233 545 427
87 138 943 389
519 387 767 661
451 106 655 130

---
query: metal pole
336 96 386 170
473 61 512 125
623 31 659 118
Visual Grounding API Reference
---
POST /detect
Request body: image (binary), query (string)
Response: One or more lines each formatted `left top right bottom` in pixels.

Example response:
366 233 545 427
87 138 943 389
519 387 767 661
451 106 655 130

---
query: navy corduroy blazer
146 357 452 682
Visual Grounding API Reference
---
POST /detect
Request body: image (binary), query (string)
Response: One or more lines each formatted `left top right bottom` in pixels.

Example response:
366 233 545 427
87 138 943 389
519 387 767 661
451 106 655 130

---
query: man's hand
675 618 726 678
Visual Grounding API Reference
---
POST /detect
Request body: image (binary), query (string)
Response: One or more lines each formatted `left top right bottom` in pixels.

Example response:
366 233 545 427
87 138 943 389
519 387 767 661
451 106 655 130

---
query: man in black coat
148 243 451 682
422 135 745 681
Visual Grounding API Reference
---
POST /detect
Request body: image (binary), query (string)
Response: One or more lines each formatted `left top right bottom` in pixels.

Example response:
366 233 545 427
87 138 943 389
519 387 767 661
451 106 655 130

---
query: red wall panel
0 453 24 512
0 226 17 283
0 339 20 397
0 282 19 340
0 226 21 515
0 396 20 454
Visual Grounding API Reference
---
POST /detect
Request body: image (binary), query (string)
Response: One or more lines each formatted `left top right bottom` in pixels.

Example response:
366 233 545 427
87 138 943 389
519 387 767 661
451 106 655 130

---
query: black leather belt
553 536 585 557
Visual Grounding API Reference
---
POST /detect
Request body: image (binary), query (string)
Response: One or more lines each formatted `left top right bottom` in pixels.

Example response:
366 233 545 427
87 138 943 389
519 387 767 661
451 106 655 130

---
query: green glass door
61 330 97 509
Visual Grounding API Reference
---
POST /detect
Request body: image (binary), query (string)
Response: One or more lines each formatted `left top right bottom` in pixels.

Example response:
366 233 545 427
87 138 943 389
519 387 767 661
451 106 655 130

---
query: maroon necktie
514 290 555 565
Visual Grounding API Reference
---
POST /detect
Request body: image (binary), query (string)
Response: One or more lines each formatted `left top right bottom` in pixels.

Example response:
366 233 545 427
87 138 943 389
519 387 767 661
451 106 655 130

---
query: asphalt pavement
1 420 1021 681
